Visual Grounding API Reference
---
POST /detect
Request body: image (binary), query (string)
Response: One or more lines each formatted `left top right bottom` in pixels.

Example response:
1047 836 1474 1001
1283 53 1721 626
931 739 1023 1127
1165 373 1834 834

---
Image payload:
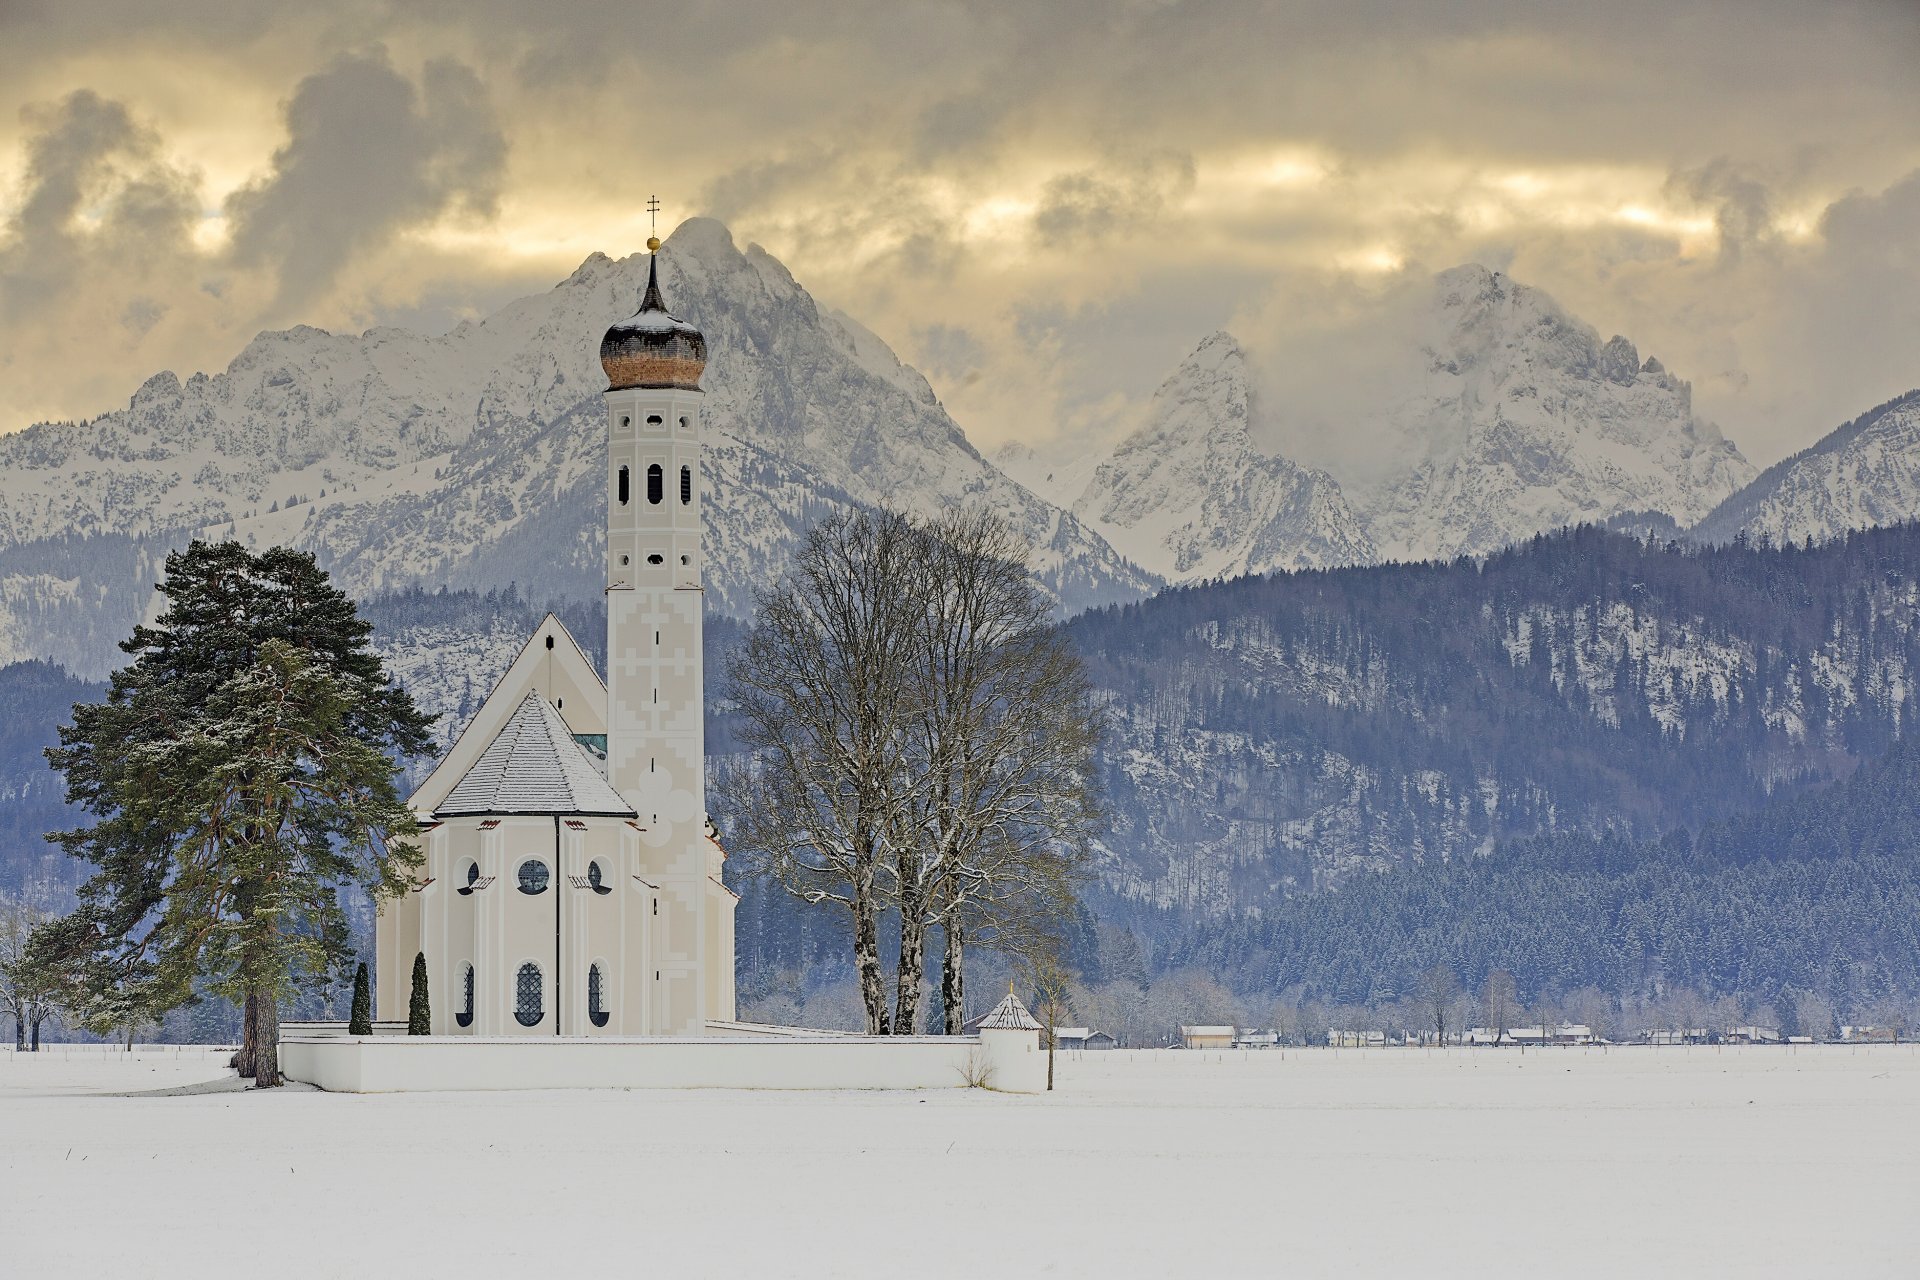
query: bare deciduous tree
0 886 62 1050
1480 969 1517 1044
725 509 926 1034
1018 941 1074 1092
903 510 1100 1036
724 507 1101 1037
1792 989 1836 1042
1419 963 1461 1047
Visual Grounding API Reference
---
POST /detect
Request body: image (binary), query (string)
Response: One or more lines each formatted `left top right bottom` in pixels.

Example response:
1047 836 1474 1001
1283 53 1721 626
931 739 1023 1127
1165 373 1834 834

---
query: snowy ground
4 1044 1918 1278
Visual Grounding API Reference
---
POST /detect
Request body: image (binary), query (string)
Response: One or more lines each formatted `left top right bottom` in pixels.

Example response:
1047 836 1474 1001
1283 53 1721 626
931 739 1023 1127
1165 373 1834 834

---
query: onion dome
600 253 707 392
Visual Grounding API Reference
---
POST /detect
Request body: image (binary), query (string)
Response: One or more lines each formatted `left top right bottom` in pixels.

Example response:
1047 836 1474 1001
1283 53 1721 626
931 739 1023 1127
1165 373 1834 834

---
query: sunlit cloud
0 0 1915 470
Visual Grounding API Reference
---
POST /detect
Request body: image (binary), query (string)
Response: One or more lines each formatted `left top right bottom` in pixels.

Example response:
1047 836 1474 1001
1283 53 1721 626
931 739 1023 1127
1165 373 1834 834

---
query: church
374 240 737 1037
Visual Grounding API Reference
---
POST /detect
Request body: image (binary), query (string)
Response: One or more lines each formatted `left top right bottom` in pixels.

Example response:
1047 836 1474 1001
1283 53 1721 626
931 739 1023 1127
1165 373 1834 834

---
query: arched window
456 964 475 1028
587 861 611 895
680 465 691 505
646 464 663 504
515 963 543 1027
588 964 610 1028
618 465 629 506
517 860 549 895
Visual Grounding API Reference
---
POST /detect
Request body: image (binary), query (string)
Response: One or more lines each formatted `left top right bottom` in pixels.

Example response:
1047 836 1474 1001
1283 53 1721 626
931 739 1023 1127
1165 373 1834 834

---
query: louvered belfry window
680 465 691 505
647 463 663 504
515 963 543 1027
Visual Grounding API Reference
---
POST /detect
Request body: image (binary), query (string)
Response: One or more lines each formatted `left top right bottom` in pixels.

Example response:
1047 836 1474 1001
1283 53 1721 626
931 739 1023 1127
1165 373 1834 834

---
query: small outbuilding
1180 1025 1235 1050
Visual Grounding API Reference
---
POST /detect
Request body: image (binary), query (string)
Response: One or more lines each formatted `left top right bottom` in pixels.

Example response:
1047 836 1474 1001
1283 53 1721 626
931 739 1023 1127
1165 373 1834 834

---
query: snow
6 1044 1918 1277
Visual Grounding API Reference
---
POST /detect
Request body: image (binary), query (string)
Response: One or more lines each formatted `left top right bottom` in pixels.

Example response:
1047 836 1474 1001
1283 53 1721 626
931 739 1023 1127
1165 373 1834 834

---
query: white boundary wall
279 1026 1045 1094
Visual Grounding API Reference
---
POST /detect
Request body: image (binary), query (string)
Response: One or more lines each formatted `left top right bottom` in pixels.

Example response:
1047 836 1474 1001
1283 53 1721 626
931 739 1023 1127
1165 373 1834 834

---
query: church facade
375 248 736 1036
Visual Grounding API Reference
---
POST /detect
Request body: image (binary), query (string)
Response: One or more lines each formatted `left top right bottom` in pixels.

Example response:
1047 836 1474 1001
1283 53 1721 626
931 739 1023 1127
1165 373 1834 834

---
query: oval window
517 860 549 895
588 963 610 1028
515 963 543 1027
587 861 611 895
456 964 475 1028
458 861 479 896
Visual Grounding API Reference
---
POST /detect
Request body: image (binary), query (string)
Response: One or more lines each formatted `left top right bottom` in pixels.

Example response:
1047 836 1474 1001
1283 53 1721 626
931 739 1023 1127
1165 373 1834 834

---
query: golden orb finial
646 235 661 253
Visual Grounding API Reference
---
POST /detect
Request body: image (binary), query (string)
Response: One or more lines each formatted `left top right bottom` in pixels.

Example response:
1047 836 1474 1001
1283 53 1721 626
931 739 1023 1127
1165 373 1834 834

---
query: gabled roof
435 693 635 818
971 992 1043 1032
408 614 607 817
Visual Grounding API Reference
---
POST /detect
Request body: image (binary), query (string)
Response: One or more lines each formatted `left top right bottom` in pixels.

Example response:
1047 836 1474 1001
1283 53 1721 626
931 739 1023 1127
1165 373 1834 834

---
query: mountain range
998 264 1765 579
3 219 1915 683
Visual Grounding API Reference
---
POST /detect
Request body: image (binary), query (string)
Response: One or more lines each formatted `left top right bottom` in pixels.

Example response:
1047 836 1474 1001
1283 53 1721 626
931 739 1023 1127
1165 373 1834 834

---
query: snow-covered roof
973 992 1042 1031
435 693 635 818
1180 1025 1235 1037
1052 1026 1092 1040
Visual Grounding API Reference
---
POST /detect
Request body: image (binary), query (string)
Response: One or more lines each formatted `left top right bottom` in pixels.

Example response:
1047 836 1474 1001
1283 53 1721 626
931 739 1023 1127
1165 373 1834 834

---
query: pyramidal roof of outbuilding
434 693 634 819
973 991 1043 1031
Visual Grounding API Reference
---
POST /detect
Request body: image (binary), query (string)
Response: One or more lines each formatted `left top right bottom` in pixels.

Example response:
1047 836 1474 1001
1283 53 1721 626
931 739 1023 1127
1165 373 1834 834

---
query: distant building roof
1052 1027 1092 1041
971 992 1043 1032
1180 1025 1235 1037
435 693 636 818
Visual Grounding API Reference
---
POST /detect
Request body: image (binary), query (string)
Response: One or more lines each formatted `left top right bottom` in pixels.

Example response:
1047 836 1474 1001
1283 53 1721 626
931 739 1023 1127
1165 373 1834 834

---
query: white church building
373 249 736 1037
282 236 1045 1093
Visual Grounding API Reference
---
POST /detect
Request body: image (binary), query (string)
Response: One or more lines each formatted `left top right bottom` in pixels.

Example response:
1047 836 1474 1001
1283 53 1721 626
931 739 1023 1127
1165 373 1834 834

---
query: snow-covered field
5 1044 1917 1278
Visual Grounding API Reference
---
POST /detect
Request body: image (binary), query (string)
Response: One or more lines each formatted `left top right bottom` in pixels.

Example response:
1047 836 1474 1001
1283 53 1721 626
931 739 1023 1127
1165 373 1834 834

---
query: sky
1 0 1916 471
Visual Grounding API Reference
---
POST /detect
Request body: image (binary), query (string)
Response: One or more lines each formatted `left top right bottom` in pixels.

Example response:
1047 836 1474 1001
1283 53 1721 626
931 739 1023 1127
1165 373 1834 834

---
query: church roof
435 693 635 819
969 991 1043 1032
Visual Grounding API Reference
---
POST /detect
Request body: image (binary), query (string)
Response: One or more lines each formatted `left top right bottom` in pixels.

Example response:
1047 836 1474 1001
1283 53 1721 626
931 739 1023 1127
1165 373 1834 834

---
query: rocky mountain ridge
0 220 1152 677
1001 264 1763 578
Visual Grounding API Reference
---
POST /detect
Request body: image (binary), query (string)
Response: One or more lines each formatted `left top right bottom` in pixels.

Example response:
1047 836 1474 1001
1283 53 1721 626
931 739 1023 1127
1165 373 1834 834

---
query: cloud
224 49 506 314
1031 151 1195 249
0 0 1915 468
0 89 197 324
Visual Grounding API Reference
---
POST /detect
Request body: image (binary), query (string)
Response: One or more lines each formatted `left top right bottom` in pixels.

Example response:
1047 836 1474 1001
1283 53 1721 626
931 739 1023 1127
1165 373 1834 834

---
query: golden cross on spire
646 195 662 253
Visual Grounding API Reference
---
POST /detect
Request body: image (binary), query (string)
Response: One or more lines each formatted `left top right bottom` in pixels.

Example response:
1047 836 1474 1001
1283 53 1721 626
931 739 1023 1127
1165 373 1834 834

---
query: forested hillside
1070 523 1920 918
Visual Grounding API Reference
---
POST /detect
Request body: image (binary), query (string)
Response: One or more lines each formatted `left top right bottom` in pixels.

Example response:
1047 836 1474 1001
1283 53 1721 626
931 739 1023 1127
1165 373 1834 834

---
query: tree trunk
12 1015 20 1052
235 990 257 1077
124 1022 134 1052
851 858 889 1036
893 864 926 1035
250 986 282 1088
941 920 965 1035
29 1013 40 1052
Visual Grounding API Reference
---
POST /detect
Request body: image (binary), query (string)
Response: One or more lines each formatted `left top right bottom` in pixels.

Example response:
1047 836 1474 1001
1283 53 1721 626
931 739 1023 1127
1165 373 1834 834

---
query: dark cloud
1031 151 1195 249
223 48 506 313
0 89 197 322
1667 160 1778 265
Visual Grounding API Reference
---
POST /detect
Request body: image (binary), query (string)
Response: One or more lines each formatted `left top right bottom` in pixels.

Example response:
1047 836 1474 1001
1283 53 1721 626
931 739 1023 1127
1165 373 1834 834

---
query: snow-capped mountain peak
1069 330 1376 580
0 219 1153 676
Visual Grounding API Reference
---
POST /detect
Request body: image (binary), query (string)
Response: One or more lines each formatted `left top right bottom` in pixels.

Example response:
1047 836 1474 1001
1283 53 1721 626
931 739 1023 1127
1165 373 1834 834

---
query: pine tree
349 960 372 1035
31 541 435 1086
408 952 430 1035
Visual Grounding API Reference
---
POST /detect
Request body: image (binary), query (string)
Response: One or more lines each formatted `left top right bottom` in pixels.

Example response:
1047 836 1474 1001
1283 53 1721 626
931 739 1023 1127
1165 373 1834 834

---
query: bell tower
599 228 711 1034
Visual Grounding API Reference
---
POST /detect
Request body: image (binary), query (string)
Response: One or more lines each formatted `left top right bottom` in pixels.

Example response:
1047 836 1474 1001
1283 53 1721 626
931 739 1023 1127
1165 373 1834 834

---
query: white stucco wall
280 1027 1046 1094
